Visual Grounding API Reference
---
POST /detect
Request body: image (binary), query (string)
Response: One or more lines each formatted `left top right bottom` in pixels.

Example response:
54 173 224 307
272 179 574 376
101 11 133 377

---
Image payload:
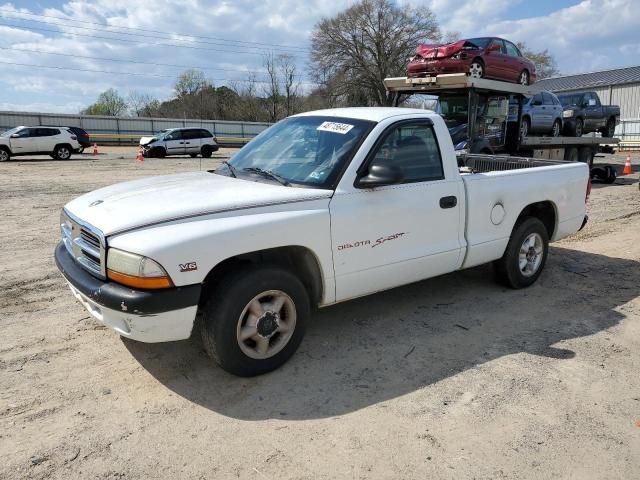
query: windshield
464 38 491 49
558 94 583 107
1 127 22 137
438 95 469 128
224 115 374 188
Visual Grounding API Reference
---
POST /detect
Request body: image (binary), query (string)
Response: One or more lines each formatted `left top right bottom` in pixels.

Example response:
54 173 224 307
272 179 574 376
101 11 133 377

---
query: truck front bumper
55 242 201 343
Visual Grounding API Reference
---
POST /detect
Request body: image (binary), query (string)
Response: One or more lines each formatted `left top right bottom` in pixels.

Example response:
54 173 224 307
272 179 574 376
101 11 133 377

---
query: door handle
440 196 457 209
179 141 184 144
185 142 190 144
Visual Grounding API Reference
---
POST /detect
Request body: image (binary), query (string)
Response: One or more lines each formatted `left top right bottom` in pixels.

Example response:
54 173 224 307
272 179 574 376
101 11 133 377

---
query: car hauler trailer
384 74 618 167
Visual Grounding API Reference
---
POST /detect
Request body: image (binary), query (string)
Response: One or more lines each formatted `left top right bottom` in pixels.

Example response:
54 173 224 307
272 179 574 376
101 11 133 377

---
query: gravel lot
1 148 639 479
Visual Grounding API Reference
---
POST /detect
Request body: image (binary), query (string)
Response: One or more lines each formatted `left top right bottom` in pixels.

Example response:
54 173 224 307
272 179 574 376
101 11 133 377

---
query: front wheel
551 119 561 137
521 117 531 139
200 266 309 376
572 118 584 137
469 60 484 79
601 118 616 138
0 148 10 162
494 217 549 289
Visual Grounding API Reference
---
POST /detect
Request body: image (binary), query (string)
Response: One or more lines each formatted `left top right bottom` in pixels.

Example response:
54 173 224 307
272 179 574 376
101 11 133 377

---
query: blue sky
0 0 637 113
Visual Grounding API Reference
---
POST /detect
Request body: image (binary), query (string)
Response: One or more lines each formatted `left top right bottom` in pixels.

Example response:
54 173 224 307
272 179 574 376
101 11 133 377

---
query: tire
469 60 484 79
78 147 85 154
200 266 310 376
521 117 531 139
494 217 549 289
601 118 616 138
579 147 594 168
518 70 530 85
572 118 584 137
53 144 72 160
0 147 10 162
201 145 213 158
551 119 561 137
152 147 166 158
564 147 579 162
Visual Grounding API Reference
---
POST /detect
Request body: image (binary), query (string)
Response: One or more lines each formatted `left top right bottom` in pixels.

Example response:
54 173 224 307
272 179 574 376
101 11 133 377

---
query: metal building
536 65 640 144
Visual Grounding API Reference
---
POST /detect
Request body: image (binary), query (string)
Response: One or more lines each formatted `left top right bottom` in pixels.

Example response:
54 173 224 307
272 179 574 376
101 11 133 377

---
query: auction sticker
317 121 354 134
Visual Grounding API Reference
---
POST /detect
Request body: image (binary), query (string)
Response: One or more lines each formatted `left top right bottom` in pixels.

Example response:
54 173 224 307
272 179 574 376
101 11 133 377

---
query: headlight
106 248 173 289
563 110 574 118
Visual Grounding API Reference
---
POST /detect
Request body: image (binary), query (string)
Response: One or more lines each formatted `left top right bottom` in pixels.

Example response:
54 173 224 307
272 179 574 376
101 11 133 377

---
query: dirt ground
1 148 639 480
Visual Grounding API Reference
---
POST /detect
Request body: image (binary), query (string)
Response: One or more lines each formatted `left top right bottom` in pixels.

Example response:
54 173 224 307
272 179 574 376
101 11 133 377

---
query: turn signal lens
106 248 173 290
107 270 173 289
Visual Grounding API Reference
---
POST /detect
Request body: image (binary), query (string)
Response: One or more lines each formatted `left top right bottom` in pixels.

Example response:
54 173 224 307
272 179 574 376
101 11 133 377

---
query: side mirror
10 133 19 138
356 163 403 188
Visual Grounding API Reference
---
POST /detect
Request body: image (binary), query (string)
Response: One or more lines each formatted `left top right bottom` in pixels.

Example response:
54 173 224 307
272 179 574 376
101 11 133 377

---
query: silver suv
0 126 81 161
139 128 219 158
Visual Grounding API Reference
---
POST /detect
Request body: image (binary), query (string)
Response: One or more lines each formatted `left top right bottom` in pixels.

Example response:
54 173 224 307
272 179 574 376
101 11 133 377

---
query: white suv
0 126 81 161
140 128 219 158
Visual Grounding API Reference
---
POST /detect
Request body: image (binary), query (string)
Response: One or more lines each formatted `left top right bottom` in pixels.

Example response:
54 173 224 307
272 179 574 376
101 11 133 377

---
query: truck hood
64 172 333 236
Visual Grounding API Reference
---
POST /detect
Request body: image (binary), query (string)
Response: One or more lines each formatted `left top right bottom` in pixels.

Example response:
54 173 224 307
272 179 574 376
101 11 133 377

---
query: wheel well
0 145 10 153
472 57 484 66
516 201 556 239
199 246 323 308
54 143 72 150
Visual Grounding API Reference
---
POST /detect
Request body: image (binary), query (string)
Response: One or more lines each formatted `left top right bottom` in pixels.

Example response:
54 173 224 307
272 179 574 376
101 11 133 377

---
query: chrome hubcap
469 63 483 78
552 122 560 136
59 148 70 159
520 72 528 85
236 290 296 360
0 150 8 161
521 121 528 138
518 233 543 277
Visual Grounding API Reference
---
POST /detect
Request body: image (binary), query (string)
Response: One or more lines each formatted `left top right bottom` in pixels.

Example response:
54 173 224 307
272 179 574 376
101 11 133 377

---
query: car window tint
490 39 506 54
542 93 554 105
504 41 520 57
369 123 444 183
551 95 561 106
200 129 212 138
532 94 543 105
182 129 199 140
14 128 31 138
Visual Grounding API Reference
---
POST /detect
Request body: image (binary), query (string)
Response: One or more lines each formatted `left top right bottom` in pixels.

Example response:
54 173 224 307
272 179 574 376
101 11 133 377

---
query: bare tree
127 91 158 117
310 0 440 106
263 53 281 122
279 54 300 116
516 42 560 79
174 69 208 98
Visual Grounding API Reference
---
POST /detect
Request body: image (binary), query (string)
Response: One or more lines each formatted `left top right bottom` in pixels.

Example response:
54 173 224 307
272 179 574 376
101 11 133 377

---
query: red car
407 37 537 85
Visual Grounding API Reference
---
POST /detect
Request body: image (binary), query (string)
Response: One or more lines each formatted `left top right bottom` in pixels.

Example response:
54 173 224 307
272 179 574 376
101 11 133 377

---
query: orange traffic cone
136 148 144 162
92 143 98 156
623 155 633 175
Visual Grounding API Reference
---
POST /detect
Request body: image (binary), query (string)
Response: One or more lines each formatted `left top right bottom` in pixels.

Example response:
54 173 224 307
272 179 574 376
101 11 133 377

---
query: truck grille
61 210 105 279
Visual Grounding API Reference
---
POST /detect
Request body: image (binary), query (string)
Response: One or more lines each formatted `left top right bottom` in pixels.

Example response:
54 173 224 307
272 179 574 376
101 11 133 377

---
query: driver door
329 120 463 301
10 128 36 153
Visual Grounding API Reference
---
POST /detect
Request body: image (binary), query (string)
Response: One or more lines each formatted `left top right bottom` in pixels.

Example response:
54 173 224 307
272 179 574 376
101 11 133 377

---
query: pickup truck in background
55 108 590 376
558 91 620 137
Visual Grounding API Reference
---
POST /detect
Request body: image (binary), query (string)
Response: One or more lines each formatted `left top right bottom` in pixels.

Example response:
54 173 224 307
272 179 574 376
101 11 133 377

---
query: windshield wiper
220 160 238 178
243 167 291 186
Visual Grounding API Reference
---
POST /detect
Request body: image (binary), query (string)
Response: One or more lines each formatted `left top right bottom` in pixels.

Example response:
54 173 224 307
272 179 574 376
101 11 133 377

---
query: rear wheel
200 266 309 376
201 145 213 158
579 147 594 168
494 217 549 289
0 147 10 162
469 60 484 79
53 144 71 160
601 118 616 138
551 119 561 137
518 70 530 85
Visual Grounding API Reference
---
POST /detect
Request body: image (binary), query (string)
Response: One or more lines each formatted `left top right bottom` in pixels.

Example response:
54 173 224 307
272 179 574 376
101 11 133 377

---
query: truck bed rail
459 153 568 174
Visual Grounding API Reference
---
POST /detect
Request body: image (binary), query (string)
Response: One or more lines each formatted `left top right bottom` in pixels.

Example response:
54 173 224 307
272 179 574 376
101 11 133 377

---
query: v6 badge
179 262 197 272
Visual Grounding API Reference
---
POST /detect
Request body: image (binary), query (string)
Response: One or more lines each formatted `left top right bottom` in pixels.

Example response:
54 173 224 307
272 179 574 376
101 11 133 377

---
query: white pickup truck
55 108 590 376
